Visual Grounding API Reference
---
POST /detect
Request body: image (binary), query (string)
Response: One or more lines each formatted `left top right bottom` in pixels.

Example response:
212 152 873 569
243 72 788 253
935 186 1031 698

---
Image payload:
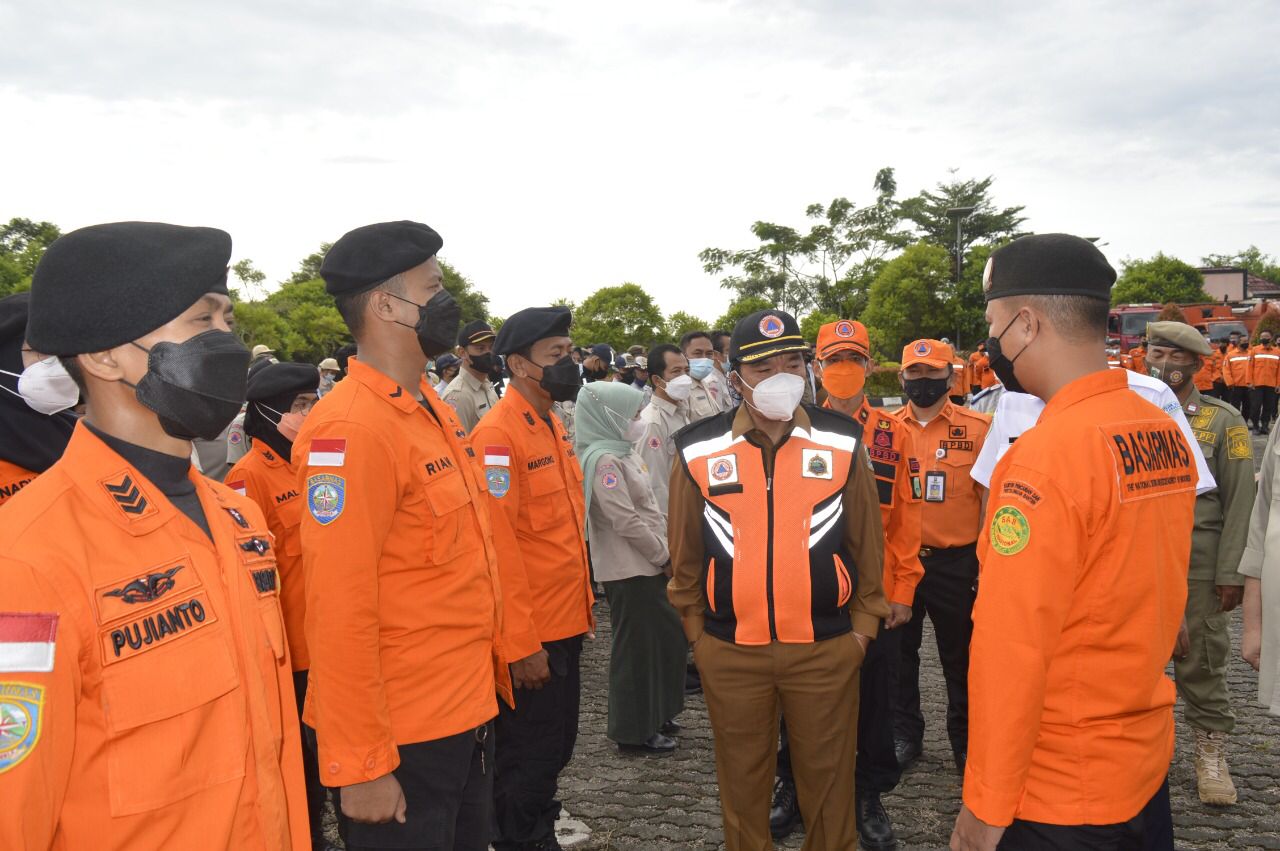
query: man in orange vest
1222 331 1252 423
1249 330 1280 433
951 234 1191 850
297 221 510 851
472 306 595 851
225 361 325 848
0 221 310 850
1128 335 1148 374
670 309 887 851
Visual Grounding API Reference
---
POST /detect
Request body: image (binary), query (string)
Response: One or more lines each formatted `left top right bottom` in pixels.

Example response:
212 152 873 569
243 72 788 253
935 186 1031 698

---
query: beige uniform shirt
441 368 499 433
586 451 669 583
634 394 690 515
688 375 728 422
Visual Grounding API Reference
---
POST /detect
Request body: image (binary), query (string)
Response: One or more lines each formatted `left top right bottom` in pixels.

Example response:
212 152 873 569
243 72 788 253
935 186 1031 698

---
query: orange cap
901 338 955 369
816 319 870 360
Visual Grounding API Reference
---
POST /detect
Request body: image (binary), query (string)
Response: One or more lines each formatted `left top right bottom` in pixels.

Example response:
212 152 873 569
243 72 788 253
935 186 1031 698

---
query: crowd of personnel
0 221 1276 851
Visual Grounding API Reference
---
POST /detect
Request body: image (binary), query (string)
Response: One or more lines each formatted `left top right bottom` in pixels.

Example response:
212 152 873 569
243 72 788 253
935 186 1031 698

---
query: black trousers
293 670 326 850
1250 386 1277 430
777 625 902 795
997 777 1173 850
894 544 978 759
1231 385 1251 422
339 722 495 851
1209 379 1228 400
493 634 583 849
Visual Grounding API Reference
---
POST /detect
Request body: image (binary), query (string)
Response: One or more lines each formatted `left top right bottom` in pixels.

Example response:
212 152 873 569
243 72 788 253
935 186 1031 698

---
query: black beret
457 319 495 348
983 233 1116 302
0 292 31 348
26 222 231 356
494 307 573 356
246 361 320 402
320 221 443 297
730 309 807 364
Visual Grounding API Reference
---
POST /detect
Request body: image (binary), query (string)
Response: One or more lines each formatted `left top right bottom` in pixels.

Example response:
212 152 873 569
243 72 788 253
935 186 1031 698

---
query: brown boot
1193 728 1238 806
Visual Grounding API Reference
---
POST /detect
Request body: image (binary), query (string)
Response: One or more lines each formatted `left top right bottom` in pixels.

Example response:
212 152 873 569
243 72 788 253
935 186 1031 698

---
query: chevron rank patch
100 472 155 519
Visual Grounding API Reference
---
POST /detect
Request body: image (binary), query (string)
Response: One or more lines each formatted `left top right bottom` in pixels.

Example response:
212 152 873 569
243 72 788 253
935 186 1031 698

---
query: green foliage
0 218 60 297
441 261 489 326
897 173 1027 253
571 283 664 350
861 243 954 357
799 310 838 343
664 310 710 341
231 259 267 302
714 295 774 334
1202 246 1280 284
286 243 331 285
864 367 904 398
1252 310 1280 344
1111 253 1212 306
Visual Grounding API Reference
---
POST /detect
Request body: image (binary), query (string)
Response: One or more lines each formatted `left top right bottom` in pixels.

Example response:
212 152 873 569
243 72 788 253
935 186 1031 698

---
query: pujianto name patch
1103 421 1195 502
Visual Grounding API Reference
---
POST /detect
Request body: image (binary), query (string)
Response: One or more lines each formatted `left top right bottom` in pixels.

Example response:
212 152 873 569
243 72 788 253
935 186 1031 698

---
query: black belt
919 543 977 559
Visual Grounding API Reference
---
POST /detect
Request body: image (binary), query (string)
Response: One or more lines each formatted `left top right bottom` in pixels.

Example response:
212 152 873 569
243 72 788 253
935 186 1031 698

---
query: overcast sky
2 0 1277 322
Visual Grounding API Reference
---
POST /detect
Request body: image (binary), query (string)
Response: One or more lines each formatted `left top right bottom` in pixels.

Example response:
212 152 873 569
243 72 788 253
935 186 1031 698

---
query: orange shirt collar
1040 368 1128 423
250 439 290 470
345 356 434 416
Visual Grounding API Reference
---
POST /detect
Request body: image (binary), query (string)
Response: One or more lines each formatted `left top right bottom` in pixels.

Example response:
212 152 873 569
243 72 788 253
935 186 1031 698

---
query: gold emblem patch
989 506 1030 556
1191 408 1218 430
1227 425 1252 460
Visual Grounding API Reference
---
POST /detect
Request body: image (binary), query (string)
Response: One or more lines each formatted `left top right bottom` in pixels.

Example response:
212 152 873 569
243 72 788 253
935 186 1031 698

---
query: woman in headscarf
575 380 685 755
223 361 327 847
0 292 77 507
1240 428 1280 718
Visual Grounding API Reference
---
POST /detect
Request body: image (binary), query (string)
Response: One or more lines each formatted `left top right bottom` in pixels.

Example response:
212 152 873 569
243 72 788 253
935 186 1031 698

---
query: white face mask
662 374 694 401
625 418 646 442
737 371 806 421
1 356 79 415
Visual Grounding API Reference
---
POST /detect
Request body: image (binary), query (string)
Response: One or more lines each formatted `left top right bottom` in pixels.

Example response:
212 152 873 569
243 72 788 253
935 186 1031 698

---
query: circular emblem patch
807 455 828 476
711 459 734 481
486 466 512 499
835 320 855 338
989 506 1031 556
647 436 661 450
759 314 785 339
914 341 931 357
307 474 346 525
601 470 619 489
1169 370 1184 384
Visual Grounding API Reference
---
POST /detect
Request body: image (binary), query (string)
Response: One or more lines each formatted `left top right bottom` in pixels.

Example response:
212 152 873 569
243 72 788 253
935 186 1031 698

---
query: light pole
946 206 976 347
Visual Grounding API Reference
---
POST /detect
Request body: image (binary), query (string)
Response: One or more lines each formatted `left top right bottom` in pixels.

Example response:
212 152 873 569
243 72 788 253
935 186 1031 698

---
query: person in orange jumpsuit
769 318 922 850
1128 335 1148 374
890 339 992 778
1248 330 1280 433
1222 331 1253 422
225 361 325 848
968 343 992 393
0 221 309 851
1194 341 1221 397
296 221 510 851
471 306 595 851
0 292 76 507
951 234 1192 851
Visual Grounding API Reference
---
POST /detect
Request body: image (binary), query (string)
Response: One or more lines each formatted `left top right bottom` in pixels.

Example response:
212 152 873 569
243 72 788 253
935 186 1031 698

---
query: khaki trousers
694 631 863 851
1174 579 1236 732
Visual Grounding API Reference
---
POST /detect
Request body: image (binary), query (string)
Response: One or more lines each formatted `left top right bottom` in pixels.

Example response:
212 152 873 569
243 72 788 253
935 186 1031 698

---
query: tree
1201 246 1280 285
861 243 954 357
231 259 267 302
1252 309 1280 344
898 172 1027 259
286 243 331 285
664 311 709 342
0 218 60 296
441 259 489 326
799 310 837 343
571 284 665 350
714 295 773 334
1155 302 1188 323
1110 254 1212 306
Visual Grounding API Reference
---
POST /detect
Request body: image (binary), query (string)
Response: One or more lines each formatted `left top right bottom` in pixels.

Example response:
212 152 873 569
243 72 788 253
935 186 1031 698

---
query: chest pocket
424 470 482 563
524 465 569 531
100 625 247 816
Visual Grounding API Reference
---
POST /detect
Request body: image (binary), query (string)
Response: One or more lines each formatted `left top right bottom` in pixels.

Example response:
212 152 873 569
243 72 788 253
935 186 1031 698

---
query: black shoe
894 738 922 768
769 777 802 840
618 733 677 756
856 792 897 850
684 664 702 695
661 719 682 735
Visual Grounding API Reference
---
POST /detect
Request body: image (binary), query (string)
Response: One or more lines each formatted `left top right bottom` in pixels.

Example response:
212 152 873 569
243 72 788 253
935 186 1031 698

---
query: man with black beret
953 234 1193 850
295 220 509 851
471 306 594 851
225 361 327 848
668 308 888 851
0 221 310 850
1147 320 1253 807
442 320 501 433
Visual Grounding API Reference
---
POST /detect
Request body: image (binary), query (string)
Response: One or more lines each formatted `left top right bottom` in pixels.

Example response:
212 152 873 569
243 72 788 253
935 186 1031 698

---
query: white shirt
971 369 1216 495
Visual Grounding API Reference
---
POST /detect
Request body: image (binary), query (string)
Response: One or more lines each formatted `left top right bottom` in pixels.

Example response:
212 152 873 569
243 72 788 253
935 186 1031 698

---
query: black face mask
949 394 966 405
984 312 1029 395
390 289 462 358
533 354 583 402
468 352 495 375
902 376 952 408
1220 343 1229 353
128 330 250 441
584 368 608 382
1263 339 1274 348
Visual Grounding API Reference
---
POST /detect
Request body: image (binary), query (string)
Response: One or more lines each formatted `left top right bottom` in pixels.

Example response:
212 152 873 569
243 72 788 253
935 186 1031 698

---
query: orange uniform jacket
969 352 994 389
892 402 992 549
852 399 924 607
1194 352 1220 392
1250 344 1280 388
227 442 309 671
0 424 308 851
1222 346 1251 386
294 358 510 789
1127 347 1146 375
966 369 1196 827
471 387 594 662
0 457 37 508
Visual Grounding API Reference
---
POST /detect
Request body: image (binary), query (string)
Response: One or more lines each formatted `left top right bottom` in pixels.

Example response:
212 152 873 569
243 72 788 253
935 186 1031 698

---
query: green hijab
574 380 645 539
